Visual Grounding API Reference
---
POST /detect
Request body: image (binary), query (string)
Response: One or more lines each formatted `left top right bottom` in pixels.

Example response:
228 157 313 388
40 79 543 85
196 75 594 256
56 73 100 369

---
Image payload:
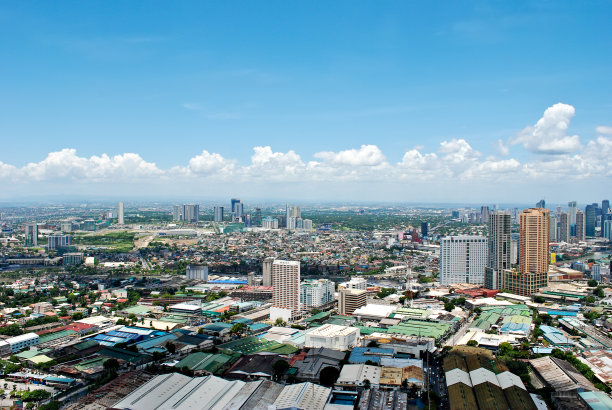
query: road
444 315 475 347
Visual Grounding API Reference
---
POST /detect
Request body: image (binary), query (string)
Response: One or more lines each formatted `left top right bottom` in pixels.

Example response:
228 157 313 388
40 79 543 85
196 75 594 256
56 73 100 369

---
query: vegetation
551 349 611 392
319 366 340 387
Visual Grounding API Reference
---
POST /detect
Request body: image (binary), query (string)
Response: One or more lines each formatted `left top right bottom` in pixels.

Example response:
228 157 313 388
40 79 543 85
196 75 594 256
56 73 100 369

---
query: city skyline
0 2 611 201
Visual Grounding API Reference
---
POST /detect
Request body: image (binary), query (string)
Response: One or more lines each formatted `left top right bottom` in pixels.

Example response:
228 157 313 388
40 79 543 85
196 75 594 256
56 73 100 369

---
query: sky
0 1 611 204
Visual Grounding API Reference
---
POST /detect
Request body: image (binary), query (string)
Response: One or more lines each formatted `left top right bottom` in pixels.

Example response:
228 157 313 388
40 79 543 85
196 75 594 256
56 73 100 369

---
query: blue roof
134 333 178 350
499 322 530 335
349 347 394 364
532 347 553 354
44 376 75 383
540 325 575 346
208 279 248 284
547 310 577 316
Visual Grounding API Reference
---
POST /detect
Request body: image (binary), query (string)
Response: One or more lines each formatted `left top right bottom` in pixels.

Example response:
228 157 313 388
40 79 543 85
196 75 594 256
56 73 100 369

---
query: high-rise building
568 201 577 225
504 208 549 296
602 200 610 216
270 260 301 321
585 203 598 237
47 234 72 250
186 265 208 281
24 224 38 247
484 212 511 290
183 204 199 222
291 206 301 219
439 236 488 285
262 257 275 287
118 202 124 225
604 220 612 241
575 210 585 241
549 215 558 242
559 212 570 243
536 199 546 209
480 206 490 225
231 199 243 222
300 279 335 308
303 219 313 230
254 208 262 227
338 288 367 315
214 206 224 222
172 205 183 221
421 222 429 238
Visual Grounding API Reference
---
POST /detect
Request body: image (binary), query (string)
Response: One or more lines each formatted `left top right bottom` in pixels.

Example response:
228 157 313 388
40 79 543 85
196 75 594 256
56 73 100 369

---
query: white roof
352 304 398 318
496 371 526 390
445 368 472 387
306 324 359 338
273 382 331 410
170 303 201 311
336 364 381 385
379 358 422 368
469 368 499 387
7 333 39 344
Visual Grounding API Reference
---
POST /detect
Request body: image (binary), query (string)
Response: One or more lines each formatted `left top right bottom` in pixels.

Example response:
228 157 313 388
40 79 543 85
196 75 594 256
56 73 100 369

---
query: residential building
118 202 124 225
231 199 243 222
480 206 490 224
604 219 612 241
172 205 183 221
300 279 335 308
559 212 570 243
421 222 429 238
484 211 511 290
24 223 38 246
213 206 224 222
504 208 549 296
262 257 274 287
183 204 199 222
270 260 300 321
338 288 367 315
47 234 72 250
549 215 557 242
340 277 368 290
439 236 487 285
575 209 585 241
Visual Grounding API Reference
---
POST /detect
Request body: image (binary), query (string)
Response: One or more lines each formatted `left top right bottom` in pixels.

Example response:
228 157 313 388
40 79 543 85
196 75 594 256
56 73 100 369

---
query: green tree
319 366 340 387
466 340 478 347
588 279 598 287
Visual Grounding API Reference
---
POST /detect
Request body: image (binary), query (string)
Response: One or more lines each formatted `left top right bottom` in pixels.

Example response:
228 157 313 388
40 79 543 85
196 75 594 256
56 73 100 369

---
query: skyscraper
118 202 124 225
47 234 71 250
24 224 38 247
300 279 335 308
182 204 199 222
536 199 546 209
480 206 490 224
172 205 183 221
270 260 301 321
504 208 549 296
439 236 488 285
549 215 558 242
585 203 598 237
559 212 570 243
214 206 224 222
603 220 612 241
484 211 511 290
231 199 243 222
262 257 275 287
338 288 367 315
568 201 577 236
421 222 429 238
602 200 610 216
254 208 262 227
575 210 585 241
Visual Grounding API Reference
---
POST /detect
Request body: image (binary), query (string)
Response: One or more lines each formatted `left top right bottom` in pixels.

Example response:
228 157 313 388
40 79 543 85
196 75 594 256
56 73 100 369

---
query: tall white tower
118 202 124 225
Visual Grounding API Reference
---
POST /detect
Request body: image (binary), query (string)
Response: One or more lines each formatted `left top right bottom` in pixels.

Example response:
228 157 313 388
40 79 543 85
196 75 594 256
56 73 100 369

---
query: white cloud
20 149 162 181
512 102 582 154
494 139 509 156
171 150 235 177
596 126 612 135
314 145 386 166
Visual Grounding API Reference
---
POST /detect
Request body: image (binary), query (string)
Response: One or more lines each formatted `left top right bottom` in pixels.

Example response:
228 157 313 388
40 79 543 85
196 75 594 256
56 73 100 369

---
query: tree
319 366 340 387
466 340 478 347
230 322 248 336
166 342 176 354
273 360 290 380
588 279 598 287
275 318 287 327
71 312 84 320
103 358 120 371
363 379 371 390
533 296 546 303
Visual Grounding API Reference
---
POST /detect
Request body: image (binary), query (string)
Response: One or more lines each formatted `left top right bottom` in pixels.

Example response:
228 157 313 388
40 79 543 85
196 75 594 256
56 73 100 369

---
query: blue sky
1 1 611 203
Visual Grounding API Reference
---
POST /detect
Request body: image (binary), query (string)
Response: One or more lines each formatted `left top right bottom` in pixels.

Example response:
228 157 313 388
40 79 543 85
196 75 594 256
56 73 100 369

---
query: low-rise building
304 324 359 350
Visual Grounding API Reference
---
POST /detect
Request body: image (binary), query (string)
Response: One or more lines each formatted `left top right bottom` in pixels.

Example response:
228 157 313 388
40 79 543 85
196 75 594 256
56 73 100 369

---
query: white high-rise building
172 205 183 221
340 277 367 290
183 204 199 222
270 260 300 321
549 215 558 242
559 212 570 243
300 279 335 308
568 201 577 226
118 202 124 225
47 234 72 250
440 236 487 285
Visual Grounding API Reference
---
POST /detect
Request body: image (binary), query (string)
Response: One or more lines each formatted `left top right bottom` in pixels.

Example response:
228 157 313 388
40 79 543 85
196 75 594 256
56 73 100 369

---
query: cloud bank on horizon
1 103 611 199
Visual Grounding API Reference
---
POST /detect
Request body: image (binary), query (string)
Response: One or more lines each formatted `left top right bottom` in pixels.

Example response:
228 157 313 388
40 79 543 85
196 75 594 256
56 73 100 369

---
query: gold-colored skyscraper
504 208 549 296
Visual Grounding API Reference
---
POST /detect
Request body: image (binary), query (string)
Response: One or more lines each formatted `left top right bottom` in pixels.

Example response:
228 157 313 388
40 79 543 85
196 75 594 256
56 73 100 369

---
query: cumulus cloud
512 102 582 154
596 126 612 135
171 150 235 178
494 139 510 156
18 149 161 181
314 145 387 167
